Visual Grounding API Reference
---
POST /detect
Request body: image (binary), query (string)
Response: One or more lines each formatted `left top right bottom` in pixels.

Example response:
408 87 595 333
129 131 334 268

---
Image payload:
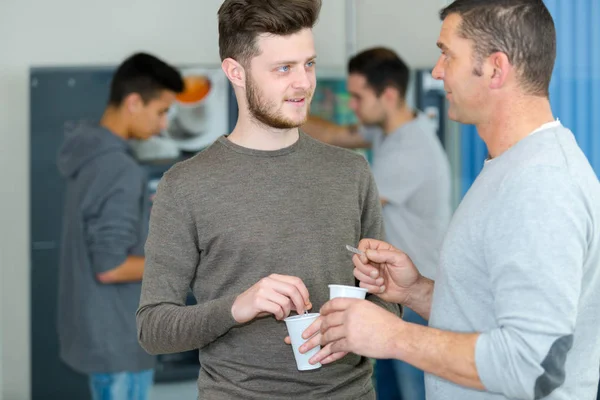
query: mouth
285 97 306 107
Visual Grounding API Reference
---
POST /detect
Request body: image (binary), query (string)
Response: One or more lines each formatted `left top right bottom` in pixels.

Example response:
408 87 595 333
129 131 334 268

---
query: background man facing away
57 52 183 400
317 1 600 399
136 1 400 399
302 47 452 400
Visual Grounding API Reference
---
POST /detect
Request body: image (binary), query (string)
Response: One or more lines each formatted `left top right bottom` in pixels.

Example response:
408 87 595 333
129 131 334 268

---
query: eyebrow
437 42 450 52
272 55 317 66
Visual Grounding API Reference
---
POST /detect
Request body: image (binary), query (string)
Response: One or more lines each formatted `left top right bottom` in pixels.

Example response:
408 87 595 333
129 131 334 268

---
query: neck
476 95 554 158
100 106 130 140
383 105 416 135
227 110 300 151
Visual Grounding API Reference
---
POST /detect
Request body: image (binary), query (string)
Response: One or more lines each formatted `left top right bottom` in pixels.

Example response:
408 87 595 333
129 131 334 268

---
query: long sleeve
359 164 402 317
476 166 586 399
136 173 240 355
86 165 144 274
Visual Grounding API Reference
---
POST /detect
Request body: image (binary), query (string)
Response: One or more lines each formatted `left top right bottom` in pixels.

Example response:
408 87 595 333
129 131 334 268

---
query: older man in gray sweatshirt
317 1 600 399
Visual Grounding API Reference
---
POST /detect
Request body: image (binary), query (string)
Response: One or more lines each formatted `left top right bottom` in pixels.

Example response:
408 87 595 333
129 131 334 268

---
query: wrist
405 275 434 317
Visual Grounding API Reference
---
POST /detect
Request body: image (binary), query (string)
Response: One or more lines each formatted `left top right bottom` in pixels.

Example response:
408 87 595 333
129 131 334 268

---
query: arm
301 115 370 149
471 166 584 399
400 167 585 396
392 319 483 389
97 255 145 283
136 174 240 354
86 166 146 284
345 167 584 398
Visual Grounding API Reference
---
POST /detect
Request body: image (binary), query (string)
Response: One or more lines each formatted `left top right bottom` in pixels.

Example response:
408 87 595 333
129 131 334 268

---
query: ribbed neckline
216 132 303 157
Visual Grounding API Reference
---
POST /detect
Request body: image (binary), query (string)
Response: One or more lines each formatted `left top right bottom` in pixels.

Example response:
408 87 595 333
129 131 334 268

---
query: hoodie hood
57 124 131 178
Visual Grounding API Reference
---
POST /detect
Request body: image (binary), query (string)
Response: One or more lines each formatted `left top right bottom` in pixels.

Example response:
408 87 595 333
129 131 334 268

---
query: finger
308 342 333 364
299 331 321 354
359 281 386 294
353 254 381 279
256 298 286 320
269 275 311 307
269 276 311 313
319 312 345 334
353 266 384 287
330 338 351 355
264 291 293 319
284 336 291 345
320 351 347 365
321 325 347 347
364 248 408 266
301 316 321 340
357 238 396 252
320 298 357 316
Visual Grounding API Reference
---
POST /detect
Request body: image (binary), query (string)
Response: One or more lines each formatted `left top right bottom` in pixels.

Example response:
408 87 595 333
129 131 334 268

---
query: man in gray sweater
316 0 600 399
135 0 400 399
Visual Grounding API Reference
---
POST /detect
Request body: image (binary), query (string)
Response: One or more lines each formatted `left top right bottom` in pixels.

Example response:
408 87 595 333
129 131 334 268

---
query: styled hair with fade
218 0 322 66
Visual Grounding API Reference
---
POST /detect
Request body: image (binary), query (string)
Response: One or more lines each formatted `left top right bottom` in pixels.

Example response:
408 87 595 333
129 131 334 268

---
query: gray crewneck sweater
137 132 400 399
428 125 600 399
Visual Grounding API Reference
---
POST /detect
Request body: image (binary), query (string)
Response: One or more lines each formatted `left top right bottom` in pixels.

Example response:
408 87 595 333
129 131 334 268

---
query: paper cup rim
284 312 320 322
328 284 368 292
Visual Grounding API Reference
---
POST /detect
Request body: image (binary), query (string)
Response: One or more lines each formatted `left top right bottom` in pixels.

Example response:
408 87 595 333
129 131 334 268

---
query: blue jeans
89 369 154 400
375 307 427 400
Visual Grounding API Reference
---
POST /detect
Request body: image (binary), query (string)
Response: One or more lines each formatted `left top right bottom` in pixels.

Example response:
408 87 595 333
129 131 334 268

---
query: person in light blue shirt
302 47 451 400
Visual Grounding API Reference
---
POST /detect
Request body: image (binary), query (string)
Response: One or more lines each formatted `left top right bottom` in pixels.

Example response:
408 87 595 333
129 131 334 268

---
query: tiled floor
150 380 198 400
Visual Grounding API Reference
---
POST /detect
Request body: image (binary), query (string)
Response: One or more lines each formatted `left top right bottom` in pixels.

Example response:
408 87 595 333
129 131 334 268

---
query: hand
353 238 422 306
283 317 348 365
319 298 403 359
231 274 312 324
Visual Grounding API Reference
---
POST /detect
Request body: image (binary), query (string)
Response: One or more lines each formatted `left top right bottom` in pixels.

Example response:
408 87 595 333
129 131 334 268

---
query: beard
245 76 312 130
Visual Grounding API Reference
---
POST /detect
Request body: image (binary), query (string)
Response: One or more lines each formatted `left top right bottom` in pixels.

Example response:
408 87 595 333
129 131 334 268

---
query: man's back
362 114 452 280
57 124 154 374
429 124 600 399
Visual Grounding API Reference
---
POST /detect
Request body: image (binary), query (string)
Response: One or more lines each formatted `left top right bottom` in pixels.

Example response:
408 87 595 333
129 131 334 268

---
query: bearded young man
135 1 399 399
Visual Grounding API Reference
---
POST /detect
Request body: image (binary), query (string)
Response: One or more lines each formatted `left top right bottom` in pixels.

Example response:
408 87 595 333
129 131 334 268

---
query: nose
292 68 312 91
432 55 445 81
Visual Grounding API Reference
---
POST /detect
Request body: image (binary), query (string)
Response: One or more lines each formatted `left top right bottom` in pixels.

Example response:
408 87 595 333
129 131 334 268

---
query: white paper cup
284 313 322 371
328 284 368 300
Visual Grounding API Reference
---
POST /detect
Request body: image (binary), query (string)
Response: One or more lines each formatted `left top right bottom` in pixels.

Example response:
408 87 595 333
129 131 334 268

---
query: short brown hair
440 0 556 97
218 0 322 66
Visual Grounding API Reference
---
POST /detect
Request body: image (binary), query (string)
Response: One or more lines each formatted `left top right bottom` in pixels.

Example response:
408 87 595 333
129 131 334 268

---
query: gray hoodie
57 123 155 374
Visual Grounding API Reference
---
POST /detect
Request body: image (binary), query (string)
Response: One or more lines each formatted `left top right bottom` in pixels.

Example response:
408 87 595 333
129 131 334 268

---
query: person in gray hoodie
57 52 183 400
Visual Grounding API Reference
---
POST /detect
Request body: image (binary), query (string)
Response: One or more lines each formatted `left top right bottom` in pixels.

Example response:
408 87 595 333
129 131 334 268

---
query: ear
381 86 402 107
221 58 246 89
488 52 511 90
123 93 144 114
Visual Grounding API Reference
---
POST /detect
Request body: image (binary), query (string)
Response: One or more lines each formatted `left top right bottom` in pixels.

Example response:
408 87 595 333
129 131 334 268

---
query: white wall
0 1 347 399
356 0 446 68
0 1 444 399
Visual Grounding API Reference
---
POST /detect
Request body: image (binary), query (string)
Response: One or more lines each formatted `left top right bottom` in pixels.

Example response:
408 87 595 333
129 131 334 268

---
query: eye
306 60 316 68
277 65 290 73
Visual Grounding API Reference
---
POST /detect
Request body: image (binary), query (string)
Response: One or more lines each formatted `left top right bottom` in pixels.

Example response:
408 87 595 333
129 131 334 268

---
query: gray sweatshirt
57 124 154 374
427 124 600 399
360 113 452 280
137 132 400 399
